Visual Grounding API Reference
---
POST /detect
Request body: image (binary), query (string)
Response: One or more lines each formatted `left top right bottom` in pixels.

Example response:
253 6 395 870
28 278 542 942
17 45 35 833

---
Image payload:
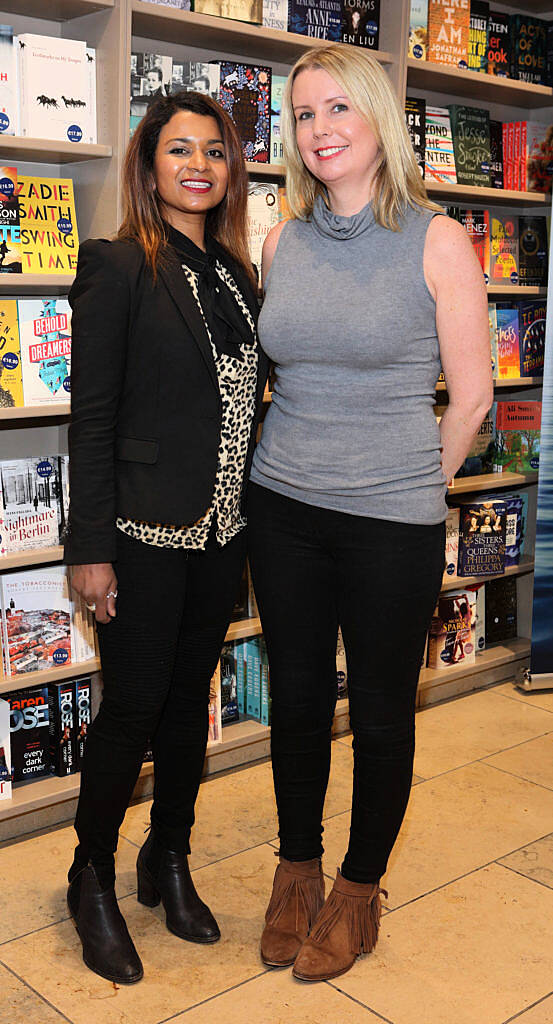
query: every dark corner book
341 0 380 49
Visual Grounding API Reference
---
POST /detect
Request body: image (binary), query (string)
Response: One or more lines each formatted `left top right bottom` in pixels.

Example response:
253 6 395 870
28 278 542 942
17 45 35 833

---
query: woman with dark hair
65 91 267 984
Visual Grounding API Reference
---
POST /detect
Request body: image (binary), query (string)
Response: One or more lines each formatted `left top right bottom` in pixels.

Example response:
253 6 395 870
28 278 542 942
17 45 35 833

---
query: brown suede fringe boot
292 868 388 982
260 857 325 967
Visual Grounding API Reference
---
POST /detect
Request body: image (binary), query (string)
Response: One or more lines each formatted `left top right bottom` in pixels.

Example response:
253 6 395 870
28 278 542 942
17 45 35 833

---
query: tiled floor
2 680 553 1024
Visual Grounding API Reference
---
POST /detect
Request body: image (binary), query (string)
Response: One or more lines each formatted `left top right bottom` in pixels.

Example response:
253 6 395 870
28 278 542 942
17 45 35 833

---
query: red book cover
507 122 514 190
502 122 509 190
513 122 521 191
520 120 527 192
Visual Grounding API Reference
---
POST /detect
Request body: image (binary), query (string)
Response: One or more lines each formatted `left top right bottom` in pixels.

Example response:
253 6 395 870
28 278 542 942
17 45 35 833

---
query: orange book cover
428 0 470 67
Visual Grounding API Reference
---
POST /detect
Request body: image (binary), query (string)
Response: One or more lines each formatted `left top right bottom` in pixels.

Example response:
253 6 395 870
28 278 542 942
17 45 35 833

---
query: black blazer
64 235 268 565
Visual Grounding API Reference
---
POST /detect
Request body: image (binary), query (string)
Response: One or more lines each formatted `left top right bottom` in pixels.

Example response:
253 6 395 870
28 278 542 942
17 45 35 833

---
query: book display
0 0 549 840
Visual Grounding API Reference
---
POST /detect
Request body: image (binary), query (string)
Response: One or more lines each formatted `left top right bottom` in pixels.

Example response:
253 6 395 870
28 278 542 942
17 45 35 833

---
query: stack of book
439 206 548 289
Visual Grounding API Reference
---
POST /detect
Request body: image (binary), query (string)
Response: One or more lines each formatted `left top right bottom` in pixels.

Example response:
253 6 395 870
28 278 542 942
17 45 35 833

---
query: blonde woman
247 45 492 982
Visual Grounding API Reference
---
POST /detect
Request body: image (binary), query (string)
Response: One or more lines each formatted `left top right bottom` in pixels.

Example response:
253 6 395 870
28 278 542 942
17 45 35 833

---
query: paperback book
4 685 50 783
0 166 22 274
489 120 504 189
270 75 287 165
247 182 279 271
17 297 72 405
493 401 541 473
490 213 519 285
1 565 72 676
468 0 488 73
424 106 457 183
458 208 490 279
510 15 547 85
341 0 380 50
428 591 476 668
409 0 428 59
263 0 288 30
129 52 174 134
0 456 62 553
488 302 498 377
503 491 528 567
524 121 553 193
0 298 23 409
220 642 239 724
427 0 470 67
288 0 342 40
444 507 460 577
519 299 546 377
48 680 76 777
75 676 91 768
449 105 491 188
405 97 426 177
0 25 15 135
16 34 96 144
0 698 11 801
495 305 520 379
218 62 271 162
487 11 510 77
194 0 262 22
457 498 507 577
207 662 222 746
518 216 548 287
17 175 79 275
485 576 517 643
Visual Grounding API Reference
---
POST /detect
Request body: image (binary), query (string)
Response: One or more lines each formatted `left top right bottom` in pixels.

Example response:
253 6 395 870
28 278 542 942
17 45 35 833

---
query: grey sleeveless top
250 196 448 525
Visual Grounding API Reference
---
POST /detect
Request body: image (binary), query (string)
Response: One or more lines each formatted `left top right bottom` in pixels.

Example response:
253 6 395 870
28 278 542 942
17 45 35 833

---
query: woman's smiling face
153 110 229 229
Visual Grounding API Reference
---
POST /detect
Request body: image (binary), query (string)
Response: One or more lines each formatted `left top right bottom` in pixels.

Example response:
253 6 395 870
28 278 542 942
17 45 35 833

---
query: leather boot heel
136 863 161 908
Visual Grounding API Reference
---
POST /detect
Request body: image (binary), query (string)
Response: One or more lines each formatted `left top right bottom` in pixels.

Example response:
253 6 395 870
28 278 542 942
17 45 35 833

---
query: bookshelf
0 0 551 840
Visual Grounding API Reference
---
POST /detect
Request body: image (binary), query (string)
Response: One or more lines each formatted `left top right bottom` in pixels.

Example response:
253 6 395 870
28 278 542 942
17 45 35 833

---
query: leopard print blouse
116 259 258 550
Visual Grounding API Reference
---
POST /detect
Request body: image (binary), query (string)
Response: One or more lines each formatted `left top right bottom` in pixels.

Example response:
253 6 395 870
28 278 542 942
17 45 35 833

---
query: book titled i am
428 0 470 67
341 0 380 50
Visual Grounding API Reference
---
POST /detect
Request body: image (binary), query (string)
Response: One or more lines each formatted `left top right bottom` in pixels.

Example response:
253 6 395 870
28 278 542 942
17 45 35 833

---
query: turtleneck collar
310 194 376 241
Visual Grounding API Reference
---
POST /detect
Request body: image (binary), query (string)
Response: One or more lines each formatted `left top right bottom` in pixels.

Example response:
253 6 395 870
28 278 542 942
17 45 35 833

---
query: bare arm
424 215 494 483
261 219 288 289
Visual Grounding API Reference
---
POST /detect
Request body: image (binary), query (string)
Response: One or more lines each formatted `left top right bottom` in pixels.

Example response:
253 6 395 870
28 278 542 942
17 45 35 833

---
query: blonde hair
280 44 442 230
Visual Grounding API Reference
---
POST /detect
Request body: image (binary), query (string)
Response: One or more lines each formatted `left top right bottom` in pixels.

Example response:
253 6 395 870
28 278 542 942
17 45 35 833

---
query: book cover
548 22 553 85
235 639 246 713
170 61 221 99
409 0 428 59
485 576 517 643
263 0 288 30
448 105 491 188
75 676 91 768
518 216 548 287
341 0 380 50
444 507 460 577
0 25 15 135
17 297 72 404
487 11 510 76
245 637 261 718
465 582 486 651
511 15 547 85
1 565 72 676
495 304 520 379
468 0 488 73
458 208 489 279
524 121 553 193
194 0 262 22
17 175 79 275
270 74 287 165
207 662 222 746
16 33 95 144
259 637 270 725
0 457 62 553
489 120 504 189
247 182 279 271
0 299 23 409
457 498 506 577
519 299 546 377
288 0 342 40
0 698 11 801
0 167 22 274
218 63 271 162
48 680 76 776
336 627 348 698
428 0 470 68
428 590 476 668
424 106 457 183
506 121 514 190
455 406 495 477
488 302 498 376
130 52 174 133
502 492 527 567
490 212 519 284
405 97 426 177
220 642 239 724
493 400 541 473
4 685 50 783
146 0 191 7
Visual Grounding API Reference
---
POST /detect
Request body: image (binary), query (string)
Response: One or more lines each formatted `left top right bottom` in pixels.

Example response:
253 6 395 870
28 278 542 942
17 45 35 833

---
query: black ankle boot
136 831 220 943
67 865 143 984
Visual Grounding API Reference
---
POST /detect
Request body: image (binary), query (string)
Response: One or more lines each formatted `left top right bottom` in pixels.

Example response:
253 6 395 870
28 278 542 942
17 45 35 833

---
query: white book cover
425 105 457 184
0 25 15 135
247 182 279 272
263 0 288 30
1 565 72 676
17 33 94 144
0 697 12 801
68 567 83 664
85 47 97 145
18 297 72 406
0 456 61 553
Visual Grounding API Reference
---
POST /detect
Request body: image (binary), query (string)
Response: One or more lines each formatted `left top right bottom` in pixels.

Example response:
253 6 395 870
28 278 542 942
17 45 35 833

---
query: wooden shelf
0 0 113 17
426 181 549 206
0 136 112 165
131 2 394 65
437 377 543 391
407 57 553 109
0 547 63 572
419 637 530 692
0 658 100 697
441 555 534 593
487 286 547 298
225 616 262 641
246 161 285 178
448 471 538 494
0 275 74 294
0 403 71 421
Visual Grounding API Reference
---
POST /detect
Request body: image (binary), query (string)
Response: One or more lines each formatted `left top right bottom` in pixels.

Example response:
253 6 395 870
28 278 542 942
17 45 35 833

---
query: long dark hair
118 91 254 285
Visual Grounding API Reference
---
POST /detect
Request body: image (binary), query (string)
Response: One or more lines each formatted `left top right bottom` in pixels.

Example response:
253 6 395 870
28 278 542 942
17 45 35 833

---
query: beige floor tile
172 971 385 1023
0 964 67 1024
412 690 553 780
485 733 553 791
499 834 553 890
493 682 553 715
331 863 553 1024
0 828 138 945
508 996 553 1022
0 844 283 1024
320 762 553 908
120 741 354 871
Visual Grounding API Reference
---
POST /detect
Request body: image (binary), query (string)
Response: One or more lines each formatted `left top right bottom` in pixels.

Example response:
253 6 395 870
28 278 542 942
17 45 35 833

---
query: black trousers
247 483 445 884
73 527 246 880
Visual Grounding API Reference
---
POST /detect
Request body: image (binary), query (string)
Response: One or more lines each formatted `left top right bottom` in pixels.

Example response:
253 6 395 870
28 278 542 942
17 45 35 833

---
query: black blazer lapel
158 259 220 393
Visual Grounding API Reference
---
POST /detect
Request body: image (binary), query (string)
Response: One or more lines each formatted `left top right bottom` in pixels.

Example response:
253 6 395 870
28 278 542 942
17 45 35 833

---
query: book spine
246 639 261 719
507 122 514 191
520 120 527 193
48 680 77 777
75 677 91 769
502 122 509 190
513 122 521 191
236 641 245 714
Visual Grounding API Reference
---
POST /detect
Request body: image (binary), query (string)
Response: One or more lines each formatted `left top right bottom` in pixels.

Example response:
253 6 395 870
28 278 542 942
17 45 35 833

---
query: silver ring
85 602 96 612
105 590 118 600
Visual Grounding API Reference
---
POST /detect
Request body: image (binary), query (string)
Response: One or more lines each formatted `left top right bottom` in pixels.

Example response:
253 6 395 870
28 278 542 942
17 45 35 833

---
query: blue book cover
288 0 342 40
220 643 239 725
235 640 246 714
245 638 261 719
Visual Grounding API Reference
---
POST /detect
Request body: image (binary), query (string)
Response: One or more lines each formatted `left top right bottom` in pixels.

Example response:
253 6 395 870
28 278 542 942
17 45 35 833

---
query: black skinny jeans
247 483 445 884
73 527 246 883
